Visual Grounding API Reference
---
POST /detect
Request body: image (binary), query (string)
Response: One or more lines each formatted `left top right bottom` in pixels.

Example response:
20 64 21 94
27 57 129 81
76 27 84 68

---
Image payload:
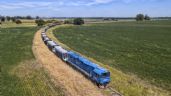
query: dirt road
32 29 104 96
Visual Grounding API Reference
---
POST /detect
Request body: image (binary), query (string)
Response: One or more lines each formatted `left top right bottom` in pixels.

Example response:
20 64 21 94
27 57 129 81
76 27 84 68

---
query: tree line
0 15 40 22
0 14 151 26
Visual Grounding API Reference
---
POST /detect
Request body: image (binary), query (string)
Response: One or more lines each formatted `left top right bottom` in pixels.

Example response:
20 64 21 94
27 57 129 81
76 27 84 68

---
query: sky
0 0 171 17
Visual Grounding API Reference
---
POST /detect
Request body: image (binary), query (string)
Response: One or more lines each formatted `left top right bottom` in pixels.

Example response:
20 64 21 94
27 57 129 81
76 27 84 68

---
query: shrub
6 16 11 21
35 19 45 26
136 14 144 21
15 20 22 24
11 17 16 22
1 17 5 22
73 18 84 25
144 15 151 20
64 19 73 24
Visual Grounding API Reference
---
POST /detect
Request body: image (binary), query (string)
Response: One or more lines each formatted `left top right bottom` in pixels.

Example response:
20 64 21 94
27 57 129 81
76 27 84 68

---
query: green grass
0 21 36 28
0 26 65 96
53 20 171 92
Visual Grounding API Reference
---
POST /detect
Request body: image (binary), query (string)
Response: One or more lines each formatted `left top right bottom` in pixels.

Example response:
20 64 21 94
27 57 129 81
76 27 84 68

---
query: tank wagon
47 40 59 52
43 37 51 45
54 46 68 61
41 32 46 35
41 34 46 38
41 24 110 87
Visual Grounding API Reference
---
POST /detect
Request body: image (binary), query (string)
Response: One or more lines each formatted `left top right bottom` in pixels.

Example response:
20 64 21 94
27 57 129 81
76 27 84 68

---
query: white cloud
0 0 161 10
0 1 52 10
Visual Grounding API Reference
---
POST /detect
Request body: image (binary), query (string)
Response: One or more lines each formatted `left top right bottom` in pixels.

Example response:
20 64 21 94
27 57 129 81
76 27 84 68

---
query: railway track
107 86 122 96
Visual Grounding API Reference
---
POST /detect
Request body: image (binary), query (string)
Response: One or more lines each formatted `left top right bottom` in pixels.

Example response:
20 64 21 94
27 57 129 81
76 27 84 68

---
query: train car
43 37 51 45
46 40 59 51
66 51 110 87
41 34 47 41
41 32 46 35
54 46 68 61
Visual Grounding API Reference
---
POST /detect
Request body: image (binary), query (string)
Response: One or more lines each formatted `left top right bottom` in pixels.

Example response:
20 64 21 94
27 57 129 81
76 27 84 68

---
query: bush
15 20 22 24
144 15 151 20
35 19 45 26
64 19 73 24
73 18 84 25
1 17 5 22
136 14 144 21
6 16 11 21
11 17 16 22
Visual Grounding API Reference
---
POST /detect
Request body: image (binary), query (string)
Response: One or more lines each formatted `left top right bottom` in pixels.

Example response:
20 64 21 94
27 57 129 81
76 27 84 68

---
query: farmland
0 20 36 28
53 20 171 93
0 26 65 96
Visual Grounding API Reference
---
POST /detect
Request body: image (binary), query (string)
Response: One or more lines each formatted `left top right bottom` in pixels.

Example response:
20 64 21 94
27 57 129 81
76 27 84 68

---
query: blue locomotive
66 51 110 87
41 26 110 87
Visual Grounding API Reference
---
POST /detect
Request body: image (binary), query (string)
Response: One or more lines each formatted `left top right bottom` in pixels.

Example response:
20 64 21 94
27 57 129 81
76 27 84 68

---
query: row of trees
64 18 84 25
0 16 22 24
136 14 151 21
0 15 85 26
35 18 85 26
0 15 40 22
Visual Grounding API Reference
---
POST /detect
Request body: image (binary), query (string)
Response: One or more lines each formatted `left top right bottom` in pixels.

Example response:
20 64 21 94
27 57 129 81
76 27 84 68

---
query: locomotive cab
92 68 110 87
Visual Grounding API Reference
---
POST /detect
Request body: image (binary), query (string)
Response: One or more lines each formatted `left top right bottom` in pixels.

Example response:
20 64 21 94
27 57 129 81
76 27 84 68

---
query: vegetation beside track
52 20 171 96
0 27 65 96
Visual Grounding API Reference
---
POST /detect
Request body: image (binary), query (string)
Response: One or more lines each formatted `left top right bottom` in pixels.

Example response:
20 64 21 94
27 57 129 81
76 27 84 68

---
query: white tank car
54 46 68 61
47 40 59 51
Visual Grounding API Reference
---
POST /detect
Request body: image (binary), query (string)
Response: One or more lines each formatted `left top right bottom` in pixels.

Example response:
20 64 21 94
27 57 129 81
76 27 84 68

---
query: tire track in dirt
32 29 104 96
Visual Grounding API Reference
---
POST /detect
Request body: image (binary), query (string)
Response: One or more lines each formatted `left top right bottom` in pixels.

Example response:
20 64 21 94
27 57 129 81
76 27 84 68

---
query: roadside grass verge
0 27 65 96
50 21 171 96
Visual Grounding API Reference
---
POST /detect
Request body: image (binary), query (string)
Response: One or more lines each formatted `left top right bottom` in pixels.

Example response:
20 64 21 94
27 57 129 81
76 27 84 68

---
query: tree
11 17 16 22
26 15 32 19
144 15 151 20
136 14 144 21
35 19 45 26
73 18 84 25
15 20 22 24
1 17 5 22
6 16 11 21
36 16 40 19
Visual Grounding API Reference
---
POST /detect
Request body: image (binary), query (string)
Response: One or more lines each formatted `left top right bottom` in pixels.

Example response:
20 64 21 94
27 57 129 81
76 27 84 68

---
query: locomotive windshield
101 72 110 78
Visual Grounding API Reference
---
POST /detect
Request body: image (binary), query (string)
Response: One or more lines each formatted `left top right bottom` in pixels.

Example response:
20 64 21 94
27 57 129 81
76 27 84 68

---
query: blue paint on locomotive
66 51 110 86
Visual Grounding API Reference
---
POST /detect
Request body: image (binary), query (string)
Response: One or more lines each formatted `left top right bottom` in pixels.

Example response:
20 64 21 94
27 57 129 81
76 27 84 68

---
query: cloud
0 1 52 10
0 0 163 11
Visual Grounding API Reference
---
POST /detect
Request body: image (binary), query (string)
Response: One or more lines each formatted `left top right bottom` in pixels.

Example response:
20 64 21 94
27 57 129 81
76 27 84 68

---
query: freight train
41 24 110 87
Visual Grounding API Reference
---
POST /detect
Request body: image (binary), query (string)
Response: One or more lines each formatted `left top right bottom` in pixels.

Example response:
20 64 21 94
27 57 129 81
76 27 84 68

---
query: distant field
0 27 64 96
53 20 171 91
0 21 36 28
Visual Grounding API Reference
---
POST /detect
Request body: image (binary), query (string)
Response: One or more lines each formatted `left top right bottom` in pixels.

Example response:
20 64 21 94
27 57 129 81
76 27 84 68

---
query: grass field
53 20 171 93
0 21 36 28
0 26 65 96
